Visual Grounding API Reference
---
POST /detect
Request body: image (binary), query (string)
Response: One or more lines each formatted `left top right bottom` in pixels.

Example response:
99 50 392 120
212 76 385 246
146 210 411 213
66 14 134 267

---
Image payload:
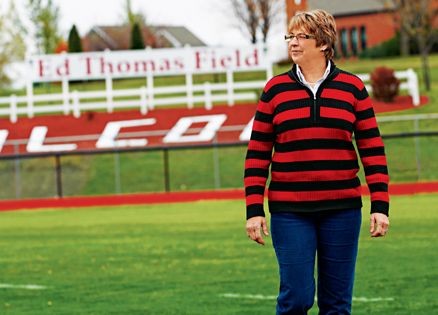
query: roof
148 26 206 47
82 24 205 52
307 0 394 17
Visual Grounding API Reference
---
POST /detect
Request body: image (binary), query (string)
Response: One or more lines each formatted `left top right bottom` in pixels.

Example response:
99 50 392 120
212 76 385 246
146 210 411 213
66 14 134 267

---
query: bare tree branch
258 0 283 43
229 0 282 44
230 0 259 44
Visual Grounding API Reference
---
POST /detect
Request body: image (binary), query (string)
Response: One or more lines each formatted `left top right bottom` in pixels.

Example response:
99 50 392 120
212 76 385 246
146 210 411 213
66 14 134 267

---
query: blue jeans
270 209 362 315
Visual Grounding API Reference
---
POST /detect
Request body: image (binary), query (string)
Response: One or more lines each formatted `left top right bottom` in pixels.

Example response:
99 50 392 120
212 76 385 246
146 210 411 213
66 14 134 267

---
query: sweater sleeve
353 84 390 216
244 88 275 220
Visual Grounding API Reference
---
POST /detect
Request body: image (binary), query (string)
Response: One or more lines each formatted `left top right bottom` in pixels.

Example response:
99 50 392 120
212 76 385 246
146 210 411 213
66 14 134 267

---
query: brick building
285 0 438 57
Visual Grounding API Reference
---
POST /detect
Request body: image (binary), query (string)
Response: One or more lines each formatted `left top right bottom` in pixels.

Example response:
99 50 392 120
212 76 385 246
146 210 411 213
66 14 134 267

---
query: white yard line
219 293 394 302
352 296 395 302
0 283 49 290
221 293 277 300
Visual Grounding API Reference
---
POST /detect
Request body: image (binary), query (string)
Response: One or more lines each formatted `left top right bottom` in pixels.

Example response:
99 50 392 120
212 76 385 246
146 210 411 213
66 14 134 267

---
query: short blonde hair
288 9 337 60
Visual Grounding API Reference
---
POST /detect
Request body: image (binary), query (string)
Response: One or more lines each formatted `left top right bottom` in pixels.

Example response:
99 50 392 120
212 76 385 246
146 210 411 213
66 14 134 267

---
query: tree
130 23 145 49
230 0 259 44
124 0 146 26
28 0 62 54
229 0 282 44
391 0 437 91
385 0 410 56
258 0 282 43
398 0 410 56
68 25 82 53
0 1 27 89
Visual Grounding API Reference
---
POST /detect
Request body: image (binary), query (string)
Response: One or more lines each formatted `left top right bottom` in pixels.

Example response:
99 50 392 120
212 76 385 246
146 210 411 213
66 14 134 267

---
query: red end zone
0 95 428 156
0 103 257 155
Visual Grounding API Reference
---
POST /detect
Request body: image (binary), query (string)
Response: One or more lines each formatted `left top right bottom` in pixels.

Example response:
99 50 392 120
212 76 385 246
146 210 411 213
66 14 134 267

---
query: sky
2 0 289 60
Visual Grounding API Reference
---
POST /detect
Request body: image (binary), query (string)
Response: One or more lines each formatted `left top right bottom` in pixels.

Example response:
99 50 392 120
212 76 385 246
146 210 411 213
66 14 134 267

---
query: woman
244 9 390 315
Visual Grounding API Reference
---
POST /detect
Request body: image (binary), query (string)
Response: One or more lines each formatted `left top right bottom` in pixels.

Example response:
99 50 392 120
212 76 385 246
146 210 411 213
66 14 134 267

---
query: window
334 43 339 59
341 28 348 57
360 26 367 50
350 27 358 56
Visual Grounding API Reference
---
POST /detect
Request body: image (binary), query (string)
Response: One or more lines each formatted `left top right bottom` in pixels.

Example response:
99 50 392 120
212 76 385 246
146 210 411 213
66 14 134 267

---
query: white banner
30 45 269 82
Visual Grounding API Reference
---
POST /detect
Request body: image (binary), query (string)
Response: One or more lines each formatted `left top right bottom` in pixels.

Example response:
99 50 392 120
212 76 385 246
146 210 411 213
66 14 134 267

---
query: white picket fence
0 68 419 123
0 70 272 123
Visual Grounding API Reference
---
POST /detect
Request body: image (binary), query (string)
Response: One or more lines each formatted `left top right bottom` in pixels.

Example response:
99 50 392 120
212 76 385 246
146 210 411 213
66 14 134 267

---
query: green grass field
0 194 437 314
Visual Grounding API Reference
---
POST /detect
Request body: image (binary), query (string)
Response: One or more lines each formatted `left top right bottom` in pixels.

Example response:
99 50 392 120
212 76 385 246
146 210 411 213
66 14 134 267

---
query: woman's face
287 28 326 66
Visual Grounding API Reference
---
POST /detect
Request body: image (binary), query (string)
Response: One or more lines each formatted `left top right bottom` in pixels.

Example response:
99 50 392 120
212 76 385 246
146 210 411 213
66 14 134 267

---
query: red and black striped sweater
244 61 389 219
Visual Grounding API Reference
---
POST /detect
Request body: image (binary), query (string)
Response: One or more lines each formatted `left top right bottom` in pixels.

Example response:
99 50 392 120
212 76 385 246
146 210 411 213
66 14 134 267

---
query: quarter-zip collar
296 62 331 97
288 60 339 94
287 60 340 124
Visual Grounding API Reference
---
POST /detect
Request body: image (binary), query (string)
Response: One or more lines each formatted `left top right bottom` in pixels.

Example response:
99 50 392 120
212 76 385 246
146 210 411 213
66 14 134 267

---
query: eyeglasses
284 33 316 42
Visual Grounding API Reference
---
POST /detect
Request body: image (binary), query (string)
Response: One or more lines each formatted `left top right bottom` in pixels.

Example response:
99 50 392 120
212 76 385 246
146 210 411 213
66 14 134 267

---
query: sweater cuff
370 200 389 217
246 204 266 220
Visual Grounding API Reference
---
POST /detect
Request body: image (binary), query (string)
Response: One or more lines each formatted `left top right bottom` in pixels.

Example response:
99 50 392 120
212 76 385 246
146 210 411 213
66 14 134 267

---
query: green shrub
359 34 400 59
360 30 438 59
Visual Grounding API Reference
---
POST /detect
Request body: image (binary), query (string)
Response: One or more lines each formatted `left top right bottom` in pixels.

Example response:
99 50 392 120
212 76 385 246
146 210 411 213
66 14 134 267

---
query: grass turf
0 194 437 314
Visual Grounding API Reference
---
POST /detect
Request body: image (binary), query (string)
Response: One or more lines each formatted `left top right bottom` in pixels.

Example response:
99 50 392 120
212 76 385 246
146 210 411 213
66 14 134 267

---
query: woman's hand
370 213 389 237
246 216 269 245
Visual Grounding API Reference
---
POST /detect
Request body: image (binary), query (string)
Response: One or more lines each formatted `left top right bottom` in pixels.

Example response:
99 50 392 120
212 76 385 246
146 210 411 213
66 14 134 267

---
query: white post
105 74 113 113
140 86 148 114
144 46 155 110
267 62 274 80
226 70 234 106
147 72 154 110
72 90 80 118
62 76 70 115
26 78 34 118
408 68 420 106
10 94 17 123
186 72 194 109
204 82 212 110
25 54 34 119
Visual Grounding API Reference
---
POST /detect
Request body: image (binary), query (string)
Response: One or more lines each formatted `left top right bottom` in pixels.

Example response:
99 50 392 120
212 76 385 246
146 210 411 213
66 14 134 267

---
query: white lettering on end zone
163 114 227 143
27 126 77 152
239 117 254 141
1 113 256 154
96 118 157 149
0 130 8 152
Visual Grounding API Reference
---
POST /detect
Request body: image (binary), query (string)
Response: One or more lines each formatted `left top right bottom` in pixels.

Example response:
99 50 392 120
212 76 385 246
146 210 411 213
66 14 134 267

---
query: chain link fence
0 130 438 200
